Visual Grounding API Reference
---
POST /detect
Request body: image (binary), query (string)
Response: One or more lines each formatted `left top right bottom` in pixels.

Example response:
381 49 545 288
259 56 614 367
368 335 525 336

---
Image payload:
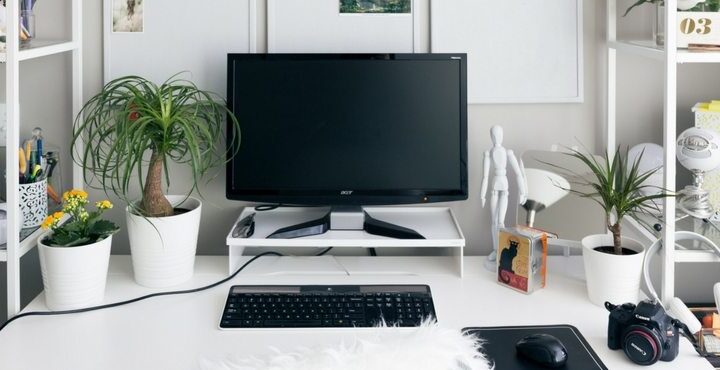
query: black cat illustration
498 239 519 283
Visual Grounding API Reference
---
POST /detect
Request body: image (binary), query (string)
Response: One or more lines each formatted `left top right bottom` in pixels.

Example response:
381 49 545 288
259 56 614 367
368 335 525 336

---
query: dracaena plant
545 147 670 255
71 74 241 217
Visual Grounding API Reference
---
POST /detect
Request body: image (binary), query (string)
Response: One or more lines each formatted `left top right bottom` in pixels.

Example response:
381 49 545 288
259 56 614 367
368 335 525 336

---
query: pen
23 140 31 174
18 148 26 175
33 127 43 166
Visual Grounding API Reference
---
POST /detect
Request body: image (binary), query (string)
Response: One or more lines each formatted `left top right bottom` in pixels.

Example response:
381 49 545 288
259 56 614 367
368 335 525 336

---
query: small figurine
480 125 527 271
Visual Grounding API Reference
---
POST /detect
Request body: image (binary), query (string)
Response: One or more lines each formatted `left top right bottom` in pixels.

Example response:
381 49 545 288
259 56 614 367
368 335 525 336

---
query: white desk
0 256 712 370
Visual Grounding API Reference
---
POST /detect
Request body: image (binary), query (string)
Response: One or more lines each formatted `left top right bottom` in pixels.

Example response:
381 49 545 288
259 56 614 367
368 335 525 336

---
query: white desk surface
0 256 711 370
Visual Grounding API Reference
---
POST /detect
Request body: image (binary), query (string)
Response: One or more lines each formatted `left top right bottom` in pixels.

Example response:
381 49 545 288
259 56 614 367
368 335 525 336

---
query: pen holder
20 179 47 228
19 10 36 47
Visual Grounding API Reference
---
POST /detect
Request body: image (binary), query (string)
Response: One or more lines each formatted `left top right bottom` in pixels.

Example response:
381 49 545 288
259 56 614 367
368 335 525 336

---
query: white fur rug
200 321 492 370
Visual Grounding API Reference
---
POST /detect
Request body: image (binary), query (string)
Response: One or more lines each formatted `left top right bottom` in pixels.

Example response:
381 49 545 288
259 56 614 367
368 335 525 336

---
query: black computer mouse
516 333 568 368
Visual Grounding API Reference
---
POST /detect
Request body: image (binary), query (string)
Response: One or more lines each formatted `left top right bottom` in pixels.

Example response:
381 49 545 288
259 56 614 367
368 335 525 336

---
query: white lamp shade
628 143 664 195
525 168 570 208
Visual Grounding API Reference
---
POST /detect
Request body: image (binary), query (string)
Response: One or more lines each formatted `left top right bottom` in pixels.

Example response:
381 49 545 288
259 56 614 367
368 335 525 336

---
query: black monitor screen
226 54 467 205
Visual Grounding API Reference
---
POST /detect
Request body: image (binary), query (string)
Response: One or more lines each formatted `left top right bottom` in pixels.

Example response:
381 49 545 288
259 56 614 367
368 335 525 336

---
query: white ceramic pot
38 234 112 311
126 195 201 288
582 234 646 307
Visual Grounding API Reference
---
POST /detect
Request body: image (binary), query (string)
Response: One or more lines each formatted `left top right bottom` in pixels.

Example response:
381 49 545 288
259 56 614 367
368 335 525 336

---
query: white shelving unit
2 0 83 318
607 0 720 304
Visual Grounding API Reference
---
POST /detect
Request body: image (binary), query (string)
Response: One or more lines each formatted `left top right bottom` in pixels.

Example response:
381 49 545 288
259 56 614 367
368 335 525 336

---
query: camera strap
673 319 698 346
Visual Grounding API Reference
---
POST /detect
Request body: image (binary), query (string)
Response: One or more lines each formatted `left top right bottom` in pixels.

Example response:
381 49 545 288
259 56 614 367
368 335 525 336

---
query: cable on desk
369 248 377 256
316 247 333 256
0 251 284 333
254 204 324 212
254 204 281 211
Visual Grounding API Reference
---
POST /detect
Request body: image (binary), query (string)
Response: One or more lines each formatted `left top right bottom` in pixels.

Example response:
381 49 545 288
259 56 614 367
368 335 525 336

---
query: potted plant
550 147 669 306
72 75 240 288
624 0 719 45
38 190 119 310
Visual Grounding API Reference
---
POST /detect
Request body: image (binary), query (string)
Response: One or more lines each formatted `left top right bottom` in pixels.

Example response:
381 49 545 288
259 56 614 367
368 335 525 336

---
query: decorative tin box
497 226 548 294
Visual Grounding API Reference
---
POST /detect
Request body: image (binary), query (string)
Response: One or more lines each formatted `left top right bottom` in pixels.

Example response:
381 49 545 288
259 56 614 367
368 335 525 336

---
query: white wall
79 0 607 257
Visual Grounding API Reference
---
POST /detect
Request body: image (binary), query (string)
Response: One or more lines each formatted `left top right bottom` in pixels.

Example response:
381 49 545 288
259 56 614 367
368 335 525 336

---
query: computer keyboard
219 285 437 329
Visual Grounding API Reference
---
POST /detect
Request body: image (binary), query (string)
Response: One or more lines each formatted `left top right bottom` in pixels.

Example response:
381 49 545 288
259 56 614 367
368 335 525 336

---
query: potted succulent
38 190 119 310
550 147 669 306
72 74 240 288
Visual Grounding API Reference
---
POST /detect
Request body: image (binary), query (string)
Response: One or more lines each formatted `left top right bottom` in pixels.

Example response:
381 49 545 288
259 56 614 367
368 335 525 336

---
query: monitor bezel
226 53 468 206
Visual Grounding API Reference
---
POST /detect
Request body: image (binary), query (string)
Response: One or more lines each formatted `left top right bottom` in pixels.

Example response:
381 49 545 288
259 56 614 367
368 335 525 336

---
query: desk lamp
676 127 720 219
522 168 570 227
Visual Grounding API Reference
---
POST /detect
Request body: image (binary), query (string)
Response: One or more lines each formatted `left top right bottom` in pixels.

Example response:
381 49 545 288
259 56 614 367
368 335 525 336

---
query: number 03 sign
677 12 720 47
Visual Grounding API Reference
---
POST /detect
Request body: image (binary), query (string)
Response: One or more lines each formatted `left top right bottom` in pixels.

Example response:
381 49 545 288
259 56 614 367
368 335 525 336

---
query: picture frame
103 0 257 96
112 0 144 33
431 0 584 104
268 0 420 53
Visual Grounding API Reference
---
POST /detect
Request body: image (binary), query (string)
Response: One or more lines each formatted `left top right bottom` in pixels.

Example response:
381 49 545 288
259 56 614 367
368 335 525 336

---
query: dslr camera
606 300 680 365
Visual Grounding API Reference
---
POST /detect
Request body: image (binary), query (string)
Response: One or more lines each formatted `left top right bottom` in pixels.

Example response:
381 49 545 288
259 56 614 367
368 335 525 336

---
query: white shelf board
609 39 720 64
0 215 70 263
608 40 664 61
0 40 78 63
676 49 720 63
0 227 43 263
675 249 720 263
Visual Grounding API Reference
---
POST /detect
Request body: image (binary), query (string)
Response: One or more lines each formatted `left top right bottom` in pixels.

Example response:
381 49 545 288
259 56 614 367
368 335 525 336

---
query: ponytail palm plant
72 74 240 217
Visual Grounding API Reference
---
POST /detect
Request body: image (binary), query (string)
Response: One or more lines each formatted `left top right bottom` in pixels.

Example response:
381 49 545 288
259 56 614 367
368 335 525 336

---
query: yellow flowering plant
41 189 120 247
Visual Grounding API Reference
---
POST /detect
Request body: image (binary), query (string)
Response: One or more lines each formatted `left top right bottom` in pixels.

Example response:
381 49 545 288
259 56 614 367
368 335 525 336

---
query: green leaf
71 73 240 214
89 220 120 236
546 145 671 249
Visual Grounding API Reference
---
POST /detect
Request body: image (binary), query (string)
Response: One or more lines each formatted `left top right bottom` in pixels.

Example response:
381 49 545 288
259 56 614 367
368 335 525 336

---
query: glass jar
654 4 665 46
19 10 35 48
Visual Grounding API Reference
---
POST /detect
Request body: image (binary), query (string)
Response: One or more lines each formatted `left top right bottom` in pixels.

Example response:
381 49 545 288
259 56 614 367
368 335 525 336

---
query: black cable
315 247 333 256
369 248 377 256
0 251 283 333
254 204 281 211
254 204 324 212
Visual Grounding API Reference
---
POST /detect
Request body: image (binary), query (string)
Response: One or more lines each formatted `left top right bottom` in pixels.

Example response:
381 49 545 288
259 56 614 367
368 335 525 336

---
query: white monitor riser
226 207 466 277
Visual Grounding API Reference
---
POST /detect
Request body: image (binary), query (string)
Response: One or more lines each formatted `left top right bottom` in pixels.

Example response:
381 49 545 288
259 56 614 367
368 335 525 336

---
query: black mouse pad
463 325 608 370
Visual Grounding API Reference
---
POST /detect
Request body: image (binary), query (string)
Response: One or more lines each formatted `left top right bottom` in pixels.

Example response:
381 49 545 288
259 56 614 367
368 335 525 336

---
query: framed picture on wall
112 0 144 33
339 0 411 14
104 0 257 95
268 0 419 53
431 0 584 104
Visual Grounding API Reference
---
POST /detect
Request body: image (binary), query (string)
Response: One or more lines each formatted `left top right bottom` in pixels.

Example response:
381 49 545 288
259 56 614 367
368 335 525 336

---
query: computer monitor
226 53 467 238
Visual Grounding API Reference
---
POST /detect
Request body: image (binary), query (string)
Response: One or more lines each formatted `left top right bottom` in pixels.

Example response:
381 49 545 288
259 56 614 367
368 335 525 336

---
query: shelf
676 49 720 64
675 249 720 263
0 226 44 261
0 40 79 63
0 215 70 263
609 39 720 64
608 40 664 61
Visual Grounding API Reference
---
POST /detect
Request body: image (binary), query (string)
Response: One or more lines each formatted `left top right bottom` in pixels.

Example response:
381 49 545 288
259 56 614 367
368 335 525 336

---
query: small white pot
38 234 112 311
582 234 646 307
126 195 202 288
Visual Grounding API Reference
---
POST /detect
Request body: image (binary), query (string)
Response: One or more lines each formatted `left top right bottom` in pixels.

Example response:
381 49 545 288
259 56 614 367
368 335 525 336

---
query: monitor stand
267 206 425 239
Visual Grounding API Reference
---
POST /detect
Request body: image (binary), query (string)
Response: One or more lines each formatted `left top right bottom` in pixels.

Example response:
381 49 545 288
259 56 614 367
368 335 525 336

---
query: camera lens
623 326 662 365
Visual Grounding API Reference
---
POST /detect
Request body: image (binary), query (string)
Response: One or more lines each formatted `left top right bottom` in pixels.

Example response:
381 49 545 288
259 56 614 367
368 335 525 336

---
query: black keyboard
219 285 437 329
